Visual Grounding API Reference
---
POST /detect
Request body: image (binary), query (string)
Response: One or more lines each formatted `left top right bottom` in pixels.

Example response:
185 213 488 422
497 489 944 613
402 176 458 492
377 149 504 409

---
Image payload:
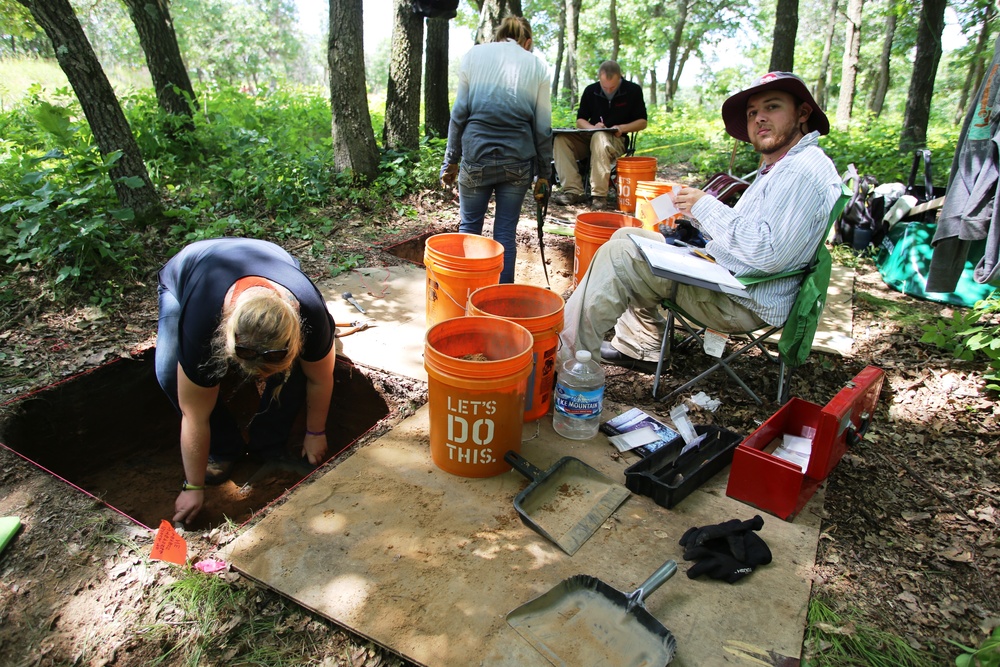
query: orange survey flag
150 520 188 565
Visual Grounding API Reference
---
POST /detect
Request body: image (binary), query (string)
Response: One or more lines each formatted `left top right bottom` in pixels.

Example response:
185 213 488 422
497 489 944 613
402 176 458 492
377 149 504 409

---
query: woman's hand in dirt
303 433 328 466
174 489 204 524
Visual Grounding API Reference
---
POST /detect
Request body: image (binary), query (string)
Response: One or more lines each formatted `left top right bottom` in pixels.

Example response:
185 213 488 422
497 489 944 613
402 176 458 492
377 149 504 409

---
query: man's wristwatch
181 480 205 491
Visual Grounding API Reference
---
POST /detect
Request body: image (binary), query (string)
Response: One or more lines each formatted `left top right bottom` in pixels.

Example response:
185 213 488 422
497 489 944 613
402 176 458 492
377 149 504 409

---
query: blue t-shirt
158 238 334 386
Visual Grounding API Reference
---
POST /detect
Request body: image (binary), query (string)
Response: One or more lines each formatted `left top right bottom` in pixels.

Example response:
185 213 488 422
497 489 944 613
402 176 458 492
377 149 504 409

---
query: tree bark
474 0 521 44
561 0 581 104
383 0 424 152
649 66 658 107
329 0 380 179
769 0 798 72
815 0 838 110
610 0 619 62
122 0 196 120
868 8 896 118
835 0 863 131
955 3 995 124
424 17 450 139
17 0 159 218
899 0 947 151
664 0 689 106
552 0 565 100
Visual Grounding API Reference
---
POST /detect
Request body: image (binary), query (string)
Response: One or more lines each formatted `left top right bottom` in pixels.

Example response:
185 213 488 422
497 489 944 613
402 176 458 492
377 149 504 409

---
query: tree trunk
552 0 565 100
424 17 450 139
562 0 581 104
329 0 380 179
17 0 159 219
815 0 838 110
610 0 619 62
474 0 521 44
664 0 689 106
383 0 424 152
769 0 798 72
955 3 995 124
868 8 897 118
899 0 947 152
835 0 863 131
122 0 196 121
649 66 658 107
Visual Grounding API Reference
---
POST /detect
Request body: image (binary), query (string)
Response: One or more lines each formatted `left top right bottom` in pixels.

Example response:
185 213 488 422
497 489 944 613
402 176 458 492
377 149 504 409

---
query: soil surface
0 180 998 666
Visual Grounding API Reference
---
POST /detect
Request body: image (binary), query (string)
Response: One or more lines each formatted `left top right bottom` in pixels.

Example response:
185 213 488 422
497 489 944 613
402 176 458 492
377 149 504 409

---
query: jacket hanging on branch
412 0 458 18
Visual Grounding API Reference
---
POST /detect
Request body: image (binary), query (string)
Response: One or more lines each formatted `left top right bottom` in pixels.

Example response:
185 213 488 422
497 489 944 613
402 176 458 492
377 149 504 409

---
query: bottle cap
575 350 592 362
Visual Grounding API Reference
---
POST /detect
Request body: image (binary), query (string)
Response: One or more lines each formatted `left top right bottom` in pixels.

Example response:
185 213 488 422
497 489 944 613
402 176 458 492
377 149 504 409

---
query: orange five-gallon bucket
424 317 534 477
615 156 658 214
573 212 641 288
468 284 565 422
424 233 504 330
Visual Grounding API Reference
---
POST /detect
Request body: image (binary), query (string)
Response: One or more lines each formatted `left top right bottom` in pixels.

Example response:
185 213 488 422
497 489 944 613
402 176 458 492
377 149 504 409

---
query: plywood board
224 403 825 666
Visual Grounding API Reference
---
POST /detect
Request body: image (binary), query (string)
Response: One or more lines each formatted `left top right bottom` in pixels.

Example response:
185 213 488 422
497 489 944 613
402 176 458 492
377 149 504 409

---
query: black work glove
660 218 707 248
683 545 757 583
533 177 550 207
679 515 772 583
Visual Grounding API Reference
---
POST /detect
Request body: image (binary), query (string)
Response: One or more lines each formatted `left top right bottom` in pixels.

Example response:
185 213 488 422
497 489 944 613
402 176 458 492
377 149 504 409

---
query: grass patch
804 597 938 667
854 290 931 327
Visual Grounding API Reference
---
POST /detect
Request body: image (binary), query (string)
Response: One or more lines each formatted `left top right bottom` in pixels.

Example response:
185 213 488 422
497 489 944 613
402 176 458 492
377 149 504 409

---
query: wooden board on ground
223 403 826 666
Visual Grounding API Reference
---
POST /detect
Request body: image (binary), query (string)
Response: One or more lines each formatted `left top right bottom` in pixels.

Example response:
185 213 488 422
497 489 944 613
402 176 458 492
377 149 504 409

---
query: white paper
772 434 813 473
651 192 679 221
703 329 727 358
607 426 660 452
630 235 748 294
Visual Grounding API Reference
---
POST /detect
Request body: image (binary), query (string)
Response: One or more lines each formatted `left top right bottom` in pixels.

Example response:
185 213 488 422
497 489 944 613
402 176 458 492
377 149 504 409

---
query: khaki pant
558 227 766 366
553 132 625 198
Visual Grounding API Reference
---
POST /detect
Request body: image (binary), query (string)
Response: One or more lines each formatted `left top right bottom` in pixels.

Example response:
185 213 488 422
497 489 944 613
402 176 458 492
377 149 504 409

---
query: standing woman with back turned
155 238 335 525
440 15 553 283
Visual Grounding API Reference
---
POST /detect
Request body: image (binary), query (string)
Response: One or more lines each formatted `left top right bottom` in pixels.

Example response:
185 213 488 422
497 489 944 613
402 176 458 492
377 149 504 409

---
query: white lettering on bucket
447 414 495 446
445 444 495 465
447 413 468 442
447 397 498 415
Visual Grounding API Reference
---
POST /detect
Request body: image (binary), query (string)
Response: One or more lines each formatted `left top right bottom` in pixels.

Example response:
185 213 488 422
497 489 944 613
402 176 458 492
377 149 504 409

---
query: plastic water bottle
553 350 605 440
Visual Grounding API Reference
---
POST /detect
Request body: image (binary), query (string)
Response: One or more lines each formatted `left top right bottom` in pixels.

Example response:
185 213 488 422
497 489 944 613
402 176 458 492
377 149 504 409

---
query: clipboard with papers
629 234 749 296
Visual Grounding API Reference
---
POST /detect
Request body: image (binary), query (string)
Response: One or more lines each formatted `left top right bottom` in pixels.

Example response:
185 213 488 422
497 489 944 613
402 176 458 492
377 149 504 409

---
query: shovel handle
504 450 544 482
626 559 677 612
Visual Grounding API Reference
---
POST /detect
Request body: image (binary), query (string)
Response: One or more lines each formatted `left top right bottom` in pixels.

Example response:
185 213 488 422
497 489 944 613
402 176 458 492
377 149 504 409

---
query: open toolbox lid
807 365 885 480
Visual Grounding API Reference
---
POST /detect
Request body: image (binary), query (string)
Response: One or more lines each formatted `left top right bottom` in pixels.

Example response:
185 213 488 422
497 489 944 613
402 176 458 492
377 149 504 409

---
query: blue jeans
155 282 306 459
458 157 532 284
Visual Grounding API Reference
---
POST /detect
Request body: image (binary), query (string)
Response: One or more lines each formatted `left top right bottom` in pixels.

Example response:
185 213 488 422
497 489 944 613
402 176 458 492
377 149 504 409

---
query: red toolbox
726 366 885 520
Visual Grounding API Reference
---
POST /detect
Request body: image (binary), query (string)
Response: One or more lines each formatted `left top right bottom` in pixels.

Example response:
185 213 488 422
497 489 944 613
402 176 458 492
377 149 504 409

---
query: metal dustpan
504 450 630 555
507 559 678 666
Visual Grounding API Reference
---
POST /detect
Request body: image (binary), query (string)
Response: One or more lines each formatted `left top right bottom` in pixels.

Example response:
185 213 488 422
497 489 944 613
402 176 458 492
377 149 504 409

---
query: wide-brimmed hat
721 71 830 143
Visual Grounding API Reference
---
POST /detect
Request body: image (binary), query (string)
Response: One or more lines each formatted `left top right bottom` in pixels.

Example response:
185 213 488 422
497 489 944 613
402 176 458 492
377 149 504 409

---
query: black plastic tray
623 425 742 509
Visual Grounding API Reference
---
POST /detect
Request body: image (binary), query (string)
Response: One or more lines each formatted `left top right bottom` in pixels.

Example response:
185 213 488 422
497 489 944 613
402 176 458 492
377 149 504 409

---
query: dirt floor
0 184 998 665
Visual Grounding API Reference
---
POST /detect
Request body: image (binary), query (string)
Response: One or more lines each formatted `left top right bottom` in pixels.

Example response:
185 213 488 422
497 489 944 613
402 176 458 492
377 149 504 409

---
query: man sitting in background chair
551 60 647 210
557 72 841 371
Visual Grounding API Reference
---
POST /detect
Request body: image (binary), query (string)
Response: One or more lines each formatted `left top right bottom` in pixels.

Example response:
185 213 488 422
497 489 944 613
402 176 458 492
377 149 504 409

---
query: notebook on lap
629 235 748 296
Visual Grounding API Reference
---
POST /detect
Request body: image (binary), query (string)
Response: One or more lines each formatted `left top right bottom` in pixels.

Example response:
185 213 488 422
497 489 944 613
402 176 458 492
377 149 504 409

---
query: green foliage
920 293 1000 391
949 626 1000 667
804 596 937 667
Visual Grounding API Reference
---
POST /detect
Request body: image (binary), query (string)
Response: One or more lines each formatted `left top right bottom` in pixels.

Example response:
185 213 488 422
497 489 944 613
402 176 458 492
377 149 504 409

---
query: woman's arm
173 364 219 523
299 346 335 465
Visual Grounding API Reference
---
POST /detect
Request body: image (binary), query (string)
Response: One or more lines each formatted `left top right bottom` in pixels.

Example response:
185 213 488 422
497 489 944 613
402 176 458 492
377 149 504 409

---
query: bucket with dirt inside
635 180 682 231
424 316 535 477
573 212 641 289
424 233 504 330
615 156 658 214
468 284 565 423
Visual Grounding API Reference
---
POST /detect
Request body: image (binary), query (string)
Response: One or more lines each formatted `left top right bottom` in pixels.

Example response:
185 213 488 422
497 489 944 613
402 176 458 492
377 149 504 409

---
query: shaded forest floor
0 185 997 666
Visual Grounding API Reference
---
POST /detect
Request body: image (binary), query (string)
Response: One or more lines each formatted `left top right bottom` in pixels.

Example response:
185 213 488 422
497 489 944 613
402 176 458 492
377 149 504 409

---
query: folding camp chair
651 184 851 405
553 132 638 199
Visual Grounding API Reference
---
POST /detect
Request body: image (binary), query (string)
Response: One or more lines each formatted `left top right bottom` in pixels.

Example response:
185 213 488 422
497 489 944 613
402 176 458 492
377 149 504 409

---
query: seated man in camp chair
557 71 841 372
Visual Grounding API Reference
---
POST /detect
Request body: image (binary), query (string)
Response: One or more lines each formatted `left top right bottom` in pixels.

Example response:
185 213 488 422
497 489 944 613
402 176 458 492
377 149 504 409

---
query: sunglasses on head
234 345 289 363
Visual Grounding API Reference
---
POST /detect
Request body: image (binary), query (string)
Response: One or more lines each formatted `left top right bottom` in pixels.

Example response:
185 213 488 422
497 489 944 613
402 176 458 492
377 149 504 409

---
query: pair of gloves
439 163 549 207
660 218 708 248
679 515 772 584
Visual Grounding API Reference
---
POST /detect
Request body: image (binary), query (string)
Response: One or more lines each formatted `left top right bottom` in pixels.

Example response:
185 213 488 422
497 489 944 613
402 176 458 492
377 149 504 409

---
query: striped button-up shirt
691 131 841 325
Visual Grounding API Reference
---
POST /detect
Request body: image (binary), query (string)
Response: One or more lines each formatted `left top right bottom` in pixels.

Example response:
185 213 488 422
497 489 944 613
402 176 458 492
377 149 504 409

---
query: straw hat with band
721 71 830 144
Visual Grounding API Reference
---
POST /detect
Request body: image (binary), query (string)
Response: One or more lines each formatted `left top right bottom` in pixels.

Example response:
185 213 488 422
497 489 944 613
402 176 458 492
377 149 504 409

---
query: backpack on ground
835 164 883 251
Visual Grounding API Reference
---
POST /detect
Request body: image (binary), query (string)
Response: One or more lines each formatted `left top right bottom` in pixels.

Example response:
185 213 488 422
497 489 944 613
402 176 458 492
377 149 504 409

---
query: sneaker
551 191 584 206
205 455 239 485
599 341 661 374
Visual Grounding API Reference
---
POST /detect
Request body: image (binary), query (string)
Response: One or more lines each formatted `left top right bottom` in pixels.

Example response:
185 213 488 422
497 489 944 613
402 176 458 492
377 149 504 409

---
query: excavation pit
0 349 389 531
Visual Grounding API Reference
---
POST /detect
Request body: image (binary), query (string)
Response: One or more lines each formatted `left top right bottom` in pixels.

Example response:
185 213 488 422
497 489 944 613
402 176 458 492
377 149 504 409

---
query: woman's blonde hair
494 15 532 47
206 290 303 387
